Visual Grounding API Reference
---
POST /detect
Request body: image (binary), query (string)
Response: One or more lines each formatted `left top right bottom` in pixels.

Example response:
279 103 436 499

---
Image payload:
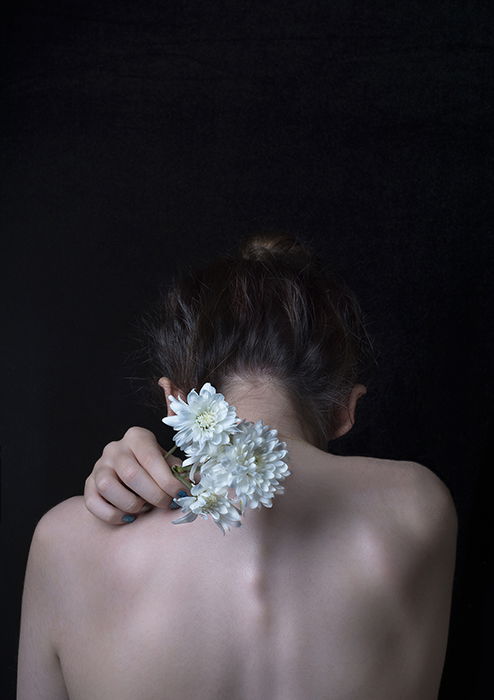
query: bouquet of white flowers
162 382 291 534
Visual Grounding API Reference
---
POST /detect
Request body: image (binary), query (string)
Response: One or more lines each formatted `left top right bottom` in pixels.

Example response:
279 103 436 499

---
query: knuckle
124 426 139 439
102 441 118 457
84 495 99 515
120 462 139 484
124 426 150 441
140 449 159 470
91 458 103 474
95 474 114 496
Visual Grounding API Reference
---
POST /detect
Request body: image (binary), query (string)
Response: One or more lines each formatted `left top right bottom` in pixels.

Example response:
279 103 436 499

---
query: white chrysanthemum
162 382 242 454
181 439 233 484
196 452 234 491
213 419 291 513
182 440 239 486
171 482 242 535
162 382 292 534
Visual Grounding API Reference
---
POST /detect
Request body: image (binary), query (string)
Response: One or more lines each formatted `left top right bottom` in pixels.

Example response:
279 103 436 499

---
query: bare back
49 443 457 700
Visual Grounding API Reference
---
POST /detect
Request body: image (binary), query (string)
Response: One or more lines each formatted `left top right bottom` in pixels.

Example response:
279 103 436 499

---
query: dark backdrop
2 2 492 698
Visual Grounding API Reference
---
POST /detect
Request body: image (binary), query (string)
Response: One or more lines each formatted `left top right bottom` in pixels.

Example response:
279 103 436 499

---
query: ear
331 384 367 439
157 377 186 417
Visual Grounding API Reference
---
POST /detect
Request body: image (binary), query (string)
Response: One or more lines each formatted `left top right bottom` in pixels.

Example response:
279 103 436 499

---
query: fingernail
121 514 136 523
169 489 189 510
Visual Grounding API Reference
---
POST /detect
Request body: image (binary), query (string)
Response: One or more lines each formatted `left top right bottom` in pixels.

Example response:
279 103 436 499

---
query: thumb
157 444 200 496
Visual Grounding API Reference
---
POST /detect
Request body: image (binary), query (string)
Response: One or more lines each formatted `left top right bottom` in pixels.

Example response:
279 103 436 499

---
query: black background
2 2 492 698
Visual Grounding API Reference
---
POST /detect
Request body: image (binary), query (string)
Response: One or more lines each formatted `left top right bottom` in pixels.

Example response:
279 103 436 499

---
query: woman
17 232 458 699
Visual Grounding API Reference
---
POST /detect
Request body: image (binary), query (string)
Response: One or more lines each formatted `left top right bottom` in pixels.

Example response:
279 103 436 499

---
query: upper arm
399 462 458 698
17 504 71 700
404 460 458 547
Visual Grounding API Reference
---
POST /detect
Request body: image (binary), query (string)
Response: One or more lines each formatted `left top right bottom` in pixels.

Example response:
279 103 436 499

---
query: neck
237 434 333 537
220 385 330 510
220 379 312 447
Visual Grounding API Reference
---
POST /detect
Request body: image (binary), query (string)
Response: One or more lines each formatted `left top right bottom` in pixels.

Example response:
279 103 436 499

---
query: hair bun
239 232 316 270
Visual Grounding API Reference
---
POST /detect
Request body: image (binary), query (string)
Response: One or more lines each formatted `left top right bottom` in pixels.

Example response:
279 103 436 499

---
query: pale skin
17 377 458 700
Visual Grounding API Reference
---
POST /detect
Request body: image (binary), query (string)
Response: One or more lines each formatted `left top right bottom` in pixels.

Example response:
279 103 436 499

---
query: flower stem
164 445 178 459
170 467 195 491
164 444 195 490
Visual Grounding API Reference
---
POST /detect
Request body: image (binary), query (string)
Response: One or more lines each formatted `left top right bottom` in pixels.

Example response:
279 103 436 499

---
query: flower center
196 408 216 431
202 492 220 511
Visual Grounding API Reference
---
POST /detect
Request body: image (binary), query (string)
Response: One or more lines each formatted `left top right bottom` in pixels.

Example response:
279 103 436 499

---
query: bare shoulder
32 495 123 586
382 459 458 696
342 454 458 542
388 459 458 545
33 495 182 595
34 495 105 548
34 493 153 559
31 496 154 618
327 453 459 600
333 455 458 698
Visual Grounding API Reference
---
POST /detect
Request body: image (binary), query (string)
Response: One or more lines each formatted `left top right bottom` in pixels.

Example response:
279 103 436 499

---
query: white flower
162 382 241 454
195 449 235 491
181 440 232 484
171 482 242 535
182 440 234 485
162 382 292 534
215 420 291 513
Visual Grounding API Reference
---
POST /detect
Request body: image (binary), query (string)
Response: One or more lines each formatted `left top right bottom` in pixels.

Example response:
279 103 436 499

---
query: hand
84 427 189 524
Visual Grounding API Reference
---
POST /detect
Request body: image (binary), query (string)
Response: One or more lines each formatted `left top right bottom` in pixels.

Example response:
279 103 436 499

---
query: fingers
93 465 147 513
114 454 177 509
84 474 137 525
84 427 191 526
123 427 187 507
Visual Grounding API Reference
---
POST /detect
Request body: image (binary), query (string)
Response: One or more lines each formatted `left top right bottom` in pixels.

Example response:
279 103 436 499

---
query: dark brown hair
139 231 376 450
